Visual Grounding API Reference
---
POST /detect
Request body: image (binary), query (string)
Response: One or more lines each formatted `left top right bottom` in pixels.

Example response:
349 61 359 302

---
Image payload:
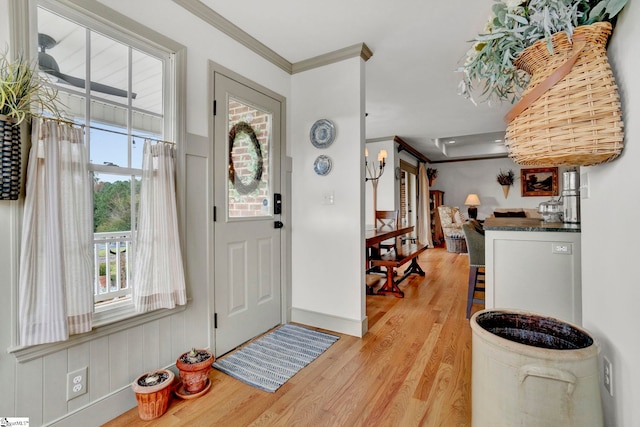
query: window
34 1 177 324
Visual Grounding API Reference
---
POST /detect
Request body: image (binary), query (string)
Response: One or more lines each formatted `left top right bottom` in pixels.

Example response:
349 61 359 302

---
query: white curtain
132 141 187 313
417 163 434 248
19 119 94 346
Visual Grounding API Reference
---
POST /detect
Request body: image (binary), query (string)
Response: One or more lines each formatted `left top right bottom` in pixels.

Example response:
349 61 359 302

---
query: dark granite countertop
482 217 581 233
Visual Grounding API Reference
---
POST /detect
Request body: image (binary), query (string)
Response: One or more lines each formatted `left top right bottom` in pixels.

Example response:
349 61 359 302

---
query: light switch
323 191 335 205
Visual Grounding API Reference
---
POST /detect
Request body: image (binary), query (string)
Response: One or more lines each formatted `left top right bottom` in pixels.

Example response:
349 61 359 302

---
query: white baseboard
291 307 368 337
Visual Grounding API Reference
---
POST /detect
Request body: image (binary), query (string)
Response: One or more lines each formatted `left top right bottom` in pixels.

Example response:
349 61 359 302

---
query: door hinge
214 313 218 329
213 100 217 116
213 206 217 222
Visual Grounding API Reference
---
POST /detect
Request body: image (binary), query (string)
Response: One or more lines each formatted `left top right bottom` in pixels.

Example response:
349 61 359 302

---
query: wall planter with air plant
497 169 515 198
131 369 175 420
175 348 214 398
1 51 61 199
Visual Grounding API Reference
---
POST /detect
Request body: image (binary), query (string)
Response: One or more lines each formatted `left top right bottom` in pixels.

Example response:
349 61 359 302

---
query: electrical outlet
67 367 88 401
552 243 572 254
603 356 613 397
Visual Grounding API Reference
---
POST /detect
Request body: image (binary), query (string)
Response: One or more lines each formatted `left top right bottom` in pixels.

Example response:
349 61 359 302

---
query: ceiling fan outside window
38 33 136 99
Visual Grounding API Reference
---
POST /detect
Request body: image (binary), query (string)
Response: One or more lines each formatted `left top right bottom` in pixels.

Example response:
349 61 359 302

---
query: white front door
213 72 282 356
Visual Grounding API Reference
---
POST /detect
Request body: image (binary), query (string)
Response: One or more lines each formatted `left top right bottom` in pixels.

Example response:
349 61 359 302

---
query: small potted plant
427 167 438 186
497 169 515 198
176 348 214 395
131 369 175 421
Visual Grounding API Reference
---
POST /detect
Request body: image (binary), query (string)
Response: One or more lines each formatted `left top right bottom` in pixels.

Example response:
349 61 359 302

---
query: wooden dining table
365 225 414 247
365 225 415 284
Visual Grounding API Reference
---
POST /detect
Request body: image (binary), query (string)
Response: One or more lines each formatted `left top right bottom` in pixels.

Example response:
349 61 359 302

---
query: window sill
8 302 188 363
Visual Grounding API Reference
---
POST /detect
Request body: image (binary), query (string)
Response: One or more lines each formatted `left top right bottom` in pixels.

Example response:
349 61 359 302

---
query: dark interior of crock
476 312 593 350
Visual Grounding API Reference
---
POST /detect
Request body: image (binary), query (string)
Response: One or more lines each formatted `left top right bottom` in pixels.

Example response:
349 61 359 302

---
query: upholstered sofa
437 206 467 253
438 205 463 235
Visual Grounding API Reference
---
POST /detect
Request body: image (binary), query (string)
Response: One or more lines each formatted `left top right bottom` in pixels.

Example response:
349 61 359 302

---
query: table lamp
464 194 481 219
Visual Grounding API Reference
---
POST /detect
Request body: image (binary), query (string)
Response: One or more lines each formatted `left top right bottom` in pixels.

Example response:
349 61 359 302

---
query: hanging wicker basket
0 114 22 200
504 22 623 167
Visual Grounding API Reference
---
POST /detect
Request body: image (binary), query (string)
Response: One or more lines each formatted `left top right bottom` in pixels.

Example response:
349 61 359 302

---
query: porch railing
94 231 133 304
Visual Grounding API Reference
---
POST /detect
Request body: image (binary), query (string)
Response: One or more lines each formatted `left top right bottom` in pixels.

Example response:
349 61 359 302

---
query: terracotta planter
131 369 174 421
176 349 214 394
99 276 107 290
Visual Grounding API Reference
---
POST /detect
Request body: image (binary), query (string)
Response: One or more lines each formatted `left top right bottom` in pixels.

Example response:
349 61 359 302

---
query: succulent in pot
176 348 214 394
131 369 174 420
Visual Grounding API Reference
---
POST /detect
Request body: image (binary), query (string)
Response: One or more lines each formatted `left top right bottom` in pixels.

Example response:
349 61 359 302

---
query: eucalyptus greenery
457 0 628 104
0 50 61 124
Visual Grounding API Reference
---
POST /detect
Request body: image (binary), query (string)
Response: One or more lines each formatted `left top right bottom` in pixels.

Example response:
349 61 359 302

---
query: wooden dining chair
375 210 399 253
366 210 400 276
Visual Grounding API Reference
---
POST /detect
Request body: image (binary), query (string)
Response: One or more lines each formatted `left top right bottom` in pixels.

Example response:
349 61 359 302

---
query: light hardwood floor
104 247 479 427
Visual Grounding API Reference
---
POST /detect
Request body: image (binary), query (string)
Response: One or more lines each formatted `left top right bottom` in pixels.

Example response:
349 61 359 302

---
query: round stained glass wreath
228 121 263 195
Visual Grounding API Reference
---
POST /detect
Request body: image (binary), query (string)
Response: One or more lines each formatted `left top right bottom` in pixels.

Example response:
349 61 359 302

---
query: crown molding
394 136 431 163
172 0 292 73
173 0 373 75
366 136 395 143
291 43 372 74
429 154 509 164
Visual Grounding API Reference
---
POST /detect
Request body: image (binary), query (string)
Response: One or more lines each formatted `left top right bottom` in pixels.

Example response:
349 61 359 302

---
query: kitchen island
483 217 582 325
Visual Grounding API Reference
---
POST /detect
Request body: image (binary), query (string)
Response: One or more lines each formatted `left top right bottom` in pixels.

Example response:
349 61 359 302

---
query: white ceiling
201 0 513 162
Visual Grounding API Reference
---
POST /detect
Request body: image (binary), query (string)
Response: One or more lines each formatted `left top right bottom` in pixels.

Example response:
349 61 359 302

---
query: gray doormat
212 323 339 392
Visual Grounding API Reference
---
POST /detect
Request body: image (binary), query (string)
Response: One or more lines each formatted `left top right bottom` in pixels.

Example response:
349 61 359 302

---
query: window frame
9 0 187 360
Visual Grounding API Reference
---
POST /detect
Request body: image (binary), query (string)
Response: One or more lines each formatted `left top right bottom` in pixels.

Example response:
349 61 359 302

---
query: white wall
582 2 640 426
290 57 367 336
431 157 573 219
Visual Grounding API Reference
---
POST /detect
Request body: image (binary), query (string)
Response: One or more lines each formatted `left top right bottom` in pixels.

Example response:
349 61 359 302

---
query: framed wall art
520 167 558 197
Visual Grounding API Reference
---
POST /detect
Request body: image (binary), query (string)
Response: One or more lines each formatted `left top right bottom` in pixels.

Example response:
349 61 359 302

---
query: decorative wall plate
310 119 335 148
313 155 333 176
